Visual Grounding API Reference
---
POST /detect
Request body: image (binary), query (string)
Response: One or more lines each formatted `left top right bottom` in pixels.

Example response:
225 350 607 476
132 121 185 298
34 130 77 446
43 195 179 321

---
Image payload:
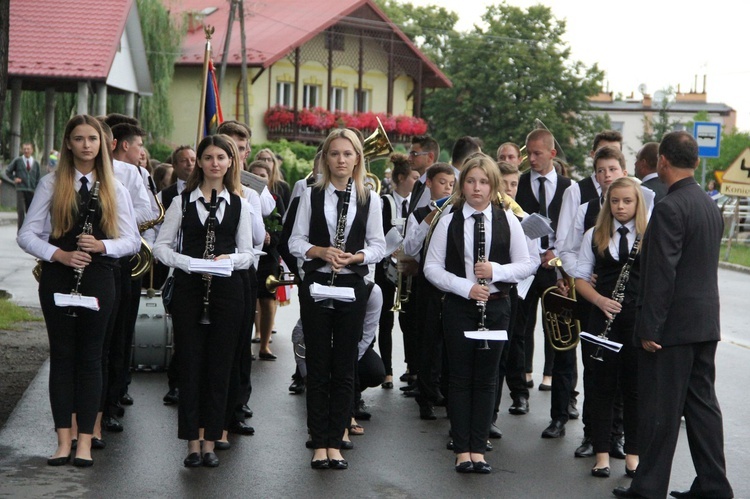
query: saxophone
328 177 353 287
198 189 218 325
590 234 641 361
67 181 101 317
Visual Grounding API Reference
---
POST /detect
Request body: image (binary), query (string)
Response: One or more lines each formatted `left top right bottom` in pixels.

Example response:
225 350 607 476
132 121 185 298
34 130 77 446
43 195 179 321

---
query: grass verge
0 297 43 330
720 242 750 267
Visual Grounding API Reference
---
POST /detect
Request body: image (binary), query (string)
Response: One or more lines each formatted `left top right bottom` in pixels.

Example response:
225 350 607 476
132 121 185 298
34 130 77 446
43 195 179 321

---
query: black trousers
519 267 557 377
16 190 34 230
588 305 638 455
631 341 733 499
225 268 257 427
415 277 444 407
103 257 134 416
374 263 396 376
300 272 367 450
171 271 244 441
39 260 116 434
443 294 508 454
494 286 525 419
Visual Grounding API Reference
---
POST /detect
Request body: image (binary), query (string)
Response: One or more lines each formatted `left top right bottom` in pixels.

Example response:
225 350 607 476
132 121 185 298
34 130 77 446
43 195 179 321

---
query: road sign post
693 122 721 188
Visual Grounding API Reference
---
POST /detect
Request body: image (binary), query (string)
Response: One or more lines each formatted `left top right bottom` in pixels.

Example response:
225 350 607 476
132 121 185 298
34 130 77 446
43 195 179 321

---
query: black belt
487 291 509 301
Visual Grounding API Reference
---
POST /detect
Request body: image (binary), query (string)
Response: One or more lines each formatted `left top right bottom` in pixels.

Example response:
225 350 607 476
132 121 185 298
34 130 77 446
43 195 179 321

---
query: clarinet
591 234 641 361
67 181 101 317
476 214 490 350
328 177 353 287
198 189 218 325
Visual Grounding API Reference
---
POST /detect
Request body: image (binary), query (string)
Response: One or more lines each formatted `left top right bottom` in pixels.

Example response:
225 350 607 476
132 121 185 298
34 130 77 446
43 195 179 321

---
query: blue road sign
693 121 721 158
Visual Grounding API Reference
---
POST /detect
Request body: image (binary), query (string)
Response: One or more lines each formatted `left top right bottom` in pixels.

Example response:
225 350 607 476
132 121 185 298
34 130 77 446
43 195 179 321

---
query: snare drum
132 290 173 371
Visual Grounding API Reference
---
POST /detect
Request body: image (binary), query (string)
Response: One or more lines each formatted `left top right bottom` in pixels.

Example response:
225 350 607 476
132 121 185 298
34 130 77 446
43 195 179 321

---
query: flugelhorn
265 271 299 293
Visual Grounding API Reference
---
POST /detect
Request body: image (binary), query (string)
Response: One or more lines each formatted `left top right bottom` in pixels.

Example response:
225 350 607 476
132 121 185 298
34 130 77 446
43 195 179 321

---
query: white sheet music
580 332 623 353
384 226 404 255
188 258 233 277
54 293 100 311
310 282 356 302
521 213 554 240
516 275 534 300
239 170 268 194
464 329 508 341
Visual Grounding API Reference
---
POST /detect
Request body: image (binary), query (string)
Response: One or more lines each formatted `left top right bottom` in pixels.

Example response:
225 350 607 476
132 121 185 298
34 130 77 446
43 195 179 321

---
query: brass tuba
541 257 580 351
131 179 166 279
362 117 393 195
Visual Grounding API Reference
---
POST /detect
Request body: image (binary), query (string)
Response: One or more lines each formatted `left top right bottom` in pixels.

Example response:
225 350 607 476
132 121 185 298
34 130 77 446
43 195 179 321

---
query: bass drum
132 290 173 371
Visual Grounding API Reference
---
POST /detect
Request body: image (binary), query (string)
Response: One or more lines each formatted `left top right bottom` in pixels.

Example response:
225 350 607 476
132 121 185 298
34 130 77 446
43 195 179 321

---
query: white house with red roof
6 0 152 161
163 0 451 146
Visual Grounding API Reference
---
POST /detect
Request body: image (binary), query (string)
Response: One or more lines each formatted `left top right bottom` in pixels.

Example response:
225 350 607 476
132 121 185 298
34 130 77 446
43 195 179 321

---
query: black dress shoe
446 440 454 450
433 394 447 407
509 397 529 415
419 405 437 420
455 460 473 473
119 393 134 406
526 378 534 388
403 387 420 398
575 436 594 457
341 440 354 450
328 458 348 470
47 455 70 466
202 452 219 467
184 452 202 467
610 435 626 459
539 383 552 391
591 466 610 478
399 372 411 382
91 437 106 450
311 458 329 469
103 415 123 433
488 423 503 439
381 381 393 389
163 388 179 405
289 377 306 394
568 399 580 419
485 440 493 451
258 352 277 360
473 461 492 474
399 383 417 392
214 441 231 451
626 467 637 478
228 421 255 435
613 486 647 498
241 405 254 418
669 491 704 499
354 400 372 421
73 457 94 468
541 420 566 438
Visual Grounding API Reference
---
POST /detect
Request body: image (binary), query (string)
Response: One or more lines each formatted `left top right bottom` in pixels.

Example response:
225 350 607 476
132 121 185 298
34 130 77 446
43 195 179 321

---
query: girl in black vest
289 128 385 470
17 115 140 467
153 135 256 468
574 177 648 479
423 155 532 474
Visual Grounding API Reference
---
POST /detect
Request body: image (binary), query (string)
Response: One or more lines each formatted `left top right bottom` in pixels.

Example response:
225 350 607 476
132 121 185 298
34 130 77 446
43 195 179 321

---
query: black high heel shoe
625 466 637 478
328 458 348 470
591 466 610 478
73 457 94 468
47 455 70 466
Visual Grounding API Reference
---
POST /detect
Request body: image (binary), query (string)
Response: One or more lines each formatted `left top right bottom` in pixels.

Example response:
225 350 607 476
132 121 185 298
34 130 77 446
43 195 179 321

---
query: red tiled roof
163 0 451 88
9 0 132 80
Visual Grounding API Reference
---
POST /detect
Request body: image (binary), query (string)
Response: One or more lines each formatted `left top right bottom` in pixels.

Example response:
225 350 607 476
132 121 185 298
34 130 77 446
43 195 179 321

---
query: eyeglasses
257 156 274 162
409 151 430 157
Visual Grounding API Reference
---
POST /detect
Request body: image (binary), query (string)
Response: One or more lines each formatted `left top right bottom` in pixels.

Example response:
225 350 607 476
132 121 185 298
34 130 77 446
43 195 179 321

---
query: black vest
591 229 641 305
444 203 511 293
49 191 108 262
161 183 179 211
583 199 601 232
515 171 571 235
381 194 396 234
578 176 599 205
413 205 432 226
302 186 370 276
179 193 242 259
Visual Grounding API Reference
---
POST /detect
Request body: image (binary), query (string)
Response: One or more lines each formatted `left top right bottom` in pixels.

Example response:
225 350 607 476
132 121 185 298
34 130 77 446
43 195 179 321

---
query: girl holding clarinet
17 115 140 467
574 176 648 479
153 134 256 468
423 154 532 474
288 128 385 470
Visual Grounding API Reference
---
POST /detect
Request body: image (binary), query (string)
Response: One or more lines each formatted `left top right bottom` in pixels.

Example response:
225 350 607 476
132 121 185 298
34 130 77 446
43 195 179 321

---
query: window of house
354 89 371 112
303 85 320 108
276 82 293 107
331 87 346 112
610 121 624 133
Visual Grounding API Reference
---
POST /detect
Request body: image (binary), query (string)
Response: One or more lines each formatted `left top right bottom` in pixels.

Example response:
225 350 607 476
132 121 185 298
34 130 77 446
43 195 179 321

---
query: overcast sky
408 0 748 131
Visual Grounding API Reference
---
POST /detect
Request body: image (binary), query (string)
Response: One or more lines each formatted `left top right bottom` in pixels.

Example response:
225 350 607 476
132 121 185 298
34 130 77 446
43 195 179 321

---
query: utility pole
218 0 237 92
238 0 250 125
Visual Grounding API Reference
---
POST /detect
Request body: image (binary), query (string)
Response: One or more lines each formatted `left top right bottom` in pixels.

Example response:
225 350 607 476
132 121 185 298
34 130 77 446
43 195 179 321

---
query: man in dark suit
634 142 667 203
5 142 41 230
614 131 733 499
513 129 573 439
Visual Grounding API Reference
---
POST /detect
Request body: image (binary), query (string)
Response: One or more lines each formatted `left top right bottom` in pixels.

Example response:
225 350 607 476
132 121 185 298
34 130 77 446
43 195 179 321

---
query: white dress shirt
288 184 386 275
152 187 256 274
574 218 637 281
556 175 601 253
424 203 533 299
17 171 141 261
112 159 153 225
240 185 266 248
529 168 559 252
259 185 275 217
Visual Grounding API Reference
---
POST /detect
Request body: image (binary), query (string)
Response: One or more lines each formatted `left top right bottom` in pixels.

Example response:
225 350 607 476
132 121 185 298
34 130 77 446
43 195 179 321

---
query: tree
639 88 682 144
418 4 606 174
0 0 9 158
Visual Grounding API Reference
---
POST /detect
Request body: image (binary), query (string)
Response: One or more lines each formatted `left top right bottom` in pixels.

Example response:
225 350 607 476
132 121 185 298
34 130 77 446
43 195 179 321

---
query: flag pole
196 25 215 148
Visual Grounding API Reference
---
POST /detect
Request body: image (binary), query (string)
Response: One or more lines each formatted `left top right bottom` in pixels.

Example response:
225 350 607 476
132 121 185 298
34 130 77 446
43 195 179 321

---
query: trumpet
265 271 299 293
390 254 412 313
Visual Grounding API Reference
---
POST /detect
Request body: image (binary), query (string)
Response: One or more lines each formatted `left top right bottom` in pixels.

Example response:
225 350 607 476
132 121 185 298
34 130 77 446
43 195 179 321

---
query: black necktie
538 177 548 249
617 226 630 262
472 213 484 264
79 176 89 201
410 180 424 212
401 199 408 219
335 190 347 216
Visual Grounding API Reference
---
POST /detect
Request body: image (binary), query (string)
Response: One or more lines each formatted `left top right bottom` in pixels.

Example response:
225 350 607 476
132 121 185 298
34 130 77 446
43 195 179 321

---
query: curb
718 261 750 275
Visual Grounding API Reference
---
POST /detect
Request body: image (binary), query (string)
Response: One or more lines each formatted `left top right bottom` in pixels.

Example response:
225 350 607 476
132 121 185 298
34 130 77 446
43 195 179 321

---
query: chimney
643 94 652 107
703 75 707 94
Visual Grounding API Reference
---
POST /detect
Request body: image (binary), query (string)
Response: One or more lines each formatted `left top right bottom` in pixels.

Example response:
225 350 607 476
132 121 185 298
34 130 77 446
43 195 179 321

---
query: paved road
0 220 748 498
